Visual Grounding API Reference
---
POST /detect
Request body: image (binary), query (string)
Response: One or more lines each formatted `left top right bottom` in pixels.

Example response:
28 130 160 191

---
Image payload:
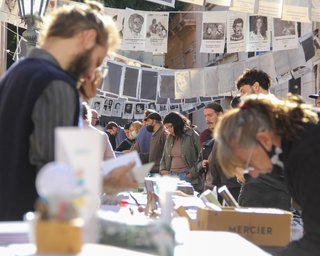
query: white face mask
131 130 138 139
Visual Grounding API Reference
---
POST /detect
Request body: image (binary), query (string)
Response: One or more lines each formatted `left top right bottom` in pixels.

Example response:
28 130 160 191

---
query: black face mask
146 125 154 133
257 141 284 170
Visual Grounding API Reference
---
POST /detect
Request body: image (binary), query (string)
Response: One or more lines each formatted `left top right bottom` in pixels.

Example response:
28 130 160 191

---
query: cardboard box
35 219 82 253
197 207 292 247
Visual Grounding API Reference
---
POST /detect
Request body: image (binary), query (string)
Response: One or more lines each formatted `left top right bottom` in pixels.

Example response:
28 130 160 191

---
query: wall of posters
282 0 310 23
257 0 283 18
200 12 226 53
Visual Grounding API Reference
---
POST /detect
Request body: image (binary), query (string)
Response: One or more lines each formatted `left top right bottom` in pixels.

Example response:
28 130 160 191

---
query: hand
202 160 209 168
78 69 103 101
160 170 169 175
102 162 138 195
235 167 246 184
187 172 192 179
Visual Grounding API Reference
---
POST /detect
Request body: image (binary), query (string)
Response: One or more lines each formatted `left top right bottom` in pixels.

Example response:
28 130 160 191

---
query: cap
309 91 320 99
144 112 162 122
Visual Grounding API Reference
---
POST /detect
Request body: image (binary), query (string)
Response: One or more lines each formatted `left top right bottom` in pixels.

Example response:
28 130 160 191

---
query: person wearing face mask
144 112 167 175
128 121 142 153
215 94 320 256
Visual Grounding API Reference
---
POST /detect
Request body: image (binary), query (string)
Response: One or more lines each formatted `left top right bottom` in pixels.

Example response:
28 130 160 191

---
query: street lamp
18 0 49 52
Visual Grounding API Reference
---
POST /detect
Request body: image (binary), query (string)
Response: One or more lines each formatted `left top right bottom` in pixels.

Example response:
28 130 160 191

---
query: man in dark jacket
0 2 120 220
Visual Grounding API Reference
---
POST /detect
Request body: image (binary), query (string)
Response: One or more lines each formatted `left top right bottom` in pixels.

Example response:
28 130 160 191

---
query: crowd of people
1 1 320 255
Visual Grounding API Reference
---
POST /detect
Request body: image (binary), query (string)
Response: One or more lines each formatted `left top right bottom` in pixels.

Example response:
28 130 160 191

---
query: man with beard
0 2 121 220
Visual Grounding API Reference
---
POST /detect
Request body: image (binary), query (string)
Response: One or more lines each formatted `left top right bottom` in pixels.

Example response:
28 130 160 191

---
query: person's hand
102 162 138 195
78 69 103 101
235 167 246 184
202 160 209 168
160 170 169 175
187 172 192 179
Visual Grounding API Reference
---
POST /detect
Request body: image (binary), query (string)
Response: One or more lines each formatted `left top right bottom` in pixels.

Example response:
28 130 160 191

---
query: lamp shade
18 0 49 19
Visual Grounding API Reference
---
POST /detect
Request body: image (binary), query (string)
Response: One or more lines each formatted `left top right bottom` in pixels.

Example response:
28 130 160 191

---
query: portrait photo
135 103 145 115
230 17 244 41
249 16 268 41
203 23 215 40
148 102 157 111
111 101 123 117
128 13 144 37
124 103 133 114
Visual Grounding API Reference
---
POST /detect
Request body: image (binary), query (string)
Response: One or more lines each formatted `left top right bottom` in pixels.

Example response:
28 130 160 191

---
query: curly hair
214 94 318 178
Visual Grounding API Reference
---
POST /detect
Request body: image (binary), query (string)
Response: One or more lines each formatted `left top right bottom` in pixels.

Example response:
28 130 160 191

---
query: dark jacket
0 57 79 220
276 122 320 256
160 128 201 190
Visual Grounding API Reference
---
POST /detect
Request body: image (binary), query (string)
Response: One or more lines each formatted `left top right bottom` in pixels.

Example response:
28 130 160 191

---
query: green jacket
159 128 201 188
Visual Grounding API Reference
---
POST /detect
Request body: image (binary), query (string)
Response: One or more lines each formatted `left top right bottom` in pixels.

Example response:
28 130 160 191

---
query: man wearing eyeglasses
0 2 122 220
235 69 292 213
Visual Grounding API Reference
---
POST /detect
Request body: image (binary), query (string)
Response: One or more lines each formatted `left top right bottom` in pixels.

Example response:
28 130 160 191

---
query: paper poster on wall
259 52 277 79
272 18 298 51
206 0 231 6
145 0 175 8
245 55 259 70
145 12 169 53
123 103 134 119
179 0 204 6
233 61 246 83
104 7 126 48
169 104 181 112
122 11 147 51
200 12 226 54
246 15 271 52
282 0 310 23
257 0 283 18
140 68 158 101
90 97 105 116
100 98 114 117
218 63 235 94
175 70 191 99
134 103 146 119
230 0 257 14
204 66 219 96
273 51 292 76
102 61 123 95
111 100 125 118
159 70 175 99
0 0 20 25
227 12 247 53
147 102 158 111
189 69 205 97
159 104 168 117
122 66 140 99
311 0 320 21
274 81 289 98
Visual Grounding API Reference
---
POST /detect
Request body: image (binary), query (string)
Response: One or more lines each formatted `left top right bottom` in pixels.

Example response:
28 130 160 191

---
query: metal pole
0 22 7 76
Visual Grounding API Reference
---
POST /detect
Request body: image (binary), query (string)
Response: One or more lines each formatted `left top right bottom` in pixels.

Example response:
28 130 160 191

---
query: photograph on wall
122 11 147 51
101 98 114 117
227 12 247 53
246 15 270 52
121 66 140 99
105 7 126 49
140 68 158 101
257 0 282 18
111 100 124 118
282 0 310 23
102 61 123 95
145 0 175 8
134 103 146 120
175 70 191 99
200 12 226 54
159 70 175 99
159 104 168 117
148 102 158 111
272 18 298 51
0 0 20 24
123 103 134 119
90 97 106 116
229 0 256 14
169 104 180 112
145 12 169 53
205 0 231 6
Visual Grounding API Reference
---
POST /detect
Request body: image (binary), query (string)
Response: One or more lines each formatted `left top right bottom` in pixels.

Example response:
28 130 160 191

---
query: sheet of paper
55 128 103 220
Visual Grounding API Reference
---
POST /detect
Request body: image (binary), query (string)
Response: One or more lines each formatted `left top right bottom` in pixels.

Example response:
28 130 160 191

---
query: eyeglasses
242 146 255 174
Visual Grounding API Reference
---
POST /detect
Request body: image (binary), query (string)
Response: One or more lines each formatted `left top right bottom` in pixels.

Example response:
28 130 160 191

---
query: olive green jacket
159 128 201 187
